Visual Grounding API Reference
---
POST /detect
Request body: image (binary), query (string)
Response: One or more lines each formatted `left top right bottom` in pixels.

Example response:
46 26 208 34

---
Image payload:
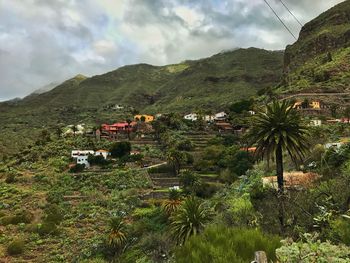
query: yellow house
310 101 321 109
134 114 154 122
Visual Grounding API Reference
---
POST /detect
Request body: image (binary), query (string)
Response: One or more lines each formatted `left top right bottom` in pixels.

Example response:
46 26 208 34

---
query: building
214 112 228 121
263 172 319 189
71 150 94 168
184 113 198 121
325 142 343 150
101 122 137 139
310 100 321 109
215 121 233 132
310 119 322 126
204 115 215 122
134 115 154 122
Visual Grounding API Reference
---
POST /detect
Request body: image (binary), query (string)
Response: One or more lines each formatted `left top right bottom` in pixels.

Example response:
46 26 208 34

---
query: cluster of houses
71 149 110 168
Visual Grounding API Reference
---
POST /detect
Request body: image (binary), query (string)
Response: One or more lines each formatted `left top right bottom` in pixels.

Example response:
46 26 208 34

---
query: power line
279 0 303 27
263 0 297 40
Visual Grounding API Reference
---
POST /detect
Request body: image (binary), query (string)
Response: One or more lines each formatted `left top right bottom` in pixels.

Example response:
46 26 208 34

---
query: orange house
134 115 154 122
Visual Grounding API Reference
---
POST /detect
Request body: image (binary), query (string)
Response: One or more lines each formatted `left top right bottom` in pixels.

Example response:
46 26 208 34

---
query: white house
71 150 110 168
64 124 85 136
310 119 322 127
184 113 198 121
204 115 215 122
71 150 94 158
214 112 228 121
76 155 90 168
248 110 256 115
95 150 110 159
112 104 124 110
325 142 343 150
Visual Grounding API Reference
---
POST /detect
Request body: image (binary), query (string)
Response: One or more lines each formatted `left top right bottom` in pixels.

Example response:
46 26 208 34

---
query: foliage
276 234 350 262
0 210 33 225
249 100 309 191
7 239 25 256
170 196 212 244
179 170 201 195
175 225 281 263
230 99 254 114
108 217 127 250
110 141 131 158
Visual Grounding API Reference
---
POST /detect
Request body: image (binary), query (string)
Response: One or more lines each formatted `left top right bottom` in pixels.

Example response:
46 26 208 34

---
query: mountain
0 47 284 157
277 0 350 94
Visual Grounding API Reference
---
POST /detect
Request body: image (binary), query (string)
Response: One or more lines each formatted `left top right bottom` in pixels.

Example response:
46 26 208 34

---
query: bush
44 204 64 225
175 226 281 263
7 239 25 256
110 141 131 158
195 182 220 198
69 163 85 173
0 211 33 225
5 173 16 183
36 221 59 236
148 164 173 174
330 217 350 245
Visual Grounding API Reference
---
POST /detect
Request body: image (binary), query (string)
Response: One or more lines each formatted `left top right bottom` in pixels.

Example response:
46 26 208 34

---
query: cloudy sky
0 0 344 101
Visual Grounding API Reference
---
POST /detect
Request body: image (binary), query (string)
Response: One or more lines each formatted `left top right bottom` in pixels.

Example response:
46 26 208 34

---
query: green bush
0 211 33 225
148 164 173 174
330 217 350 245
69 163 85 173
36 221 59 236
44 204 64 225
110 141 131 158
175 226 281 263
5 173 16 183
7 239 25 256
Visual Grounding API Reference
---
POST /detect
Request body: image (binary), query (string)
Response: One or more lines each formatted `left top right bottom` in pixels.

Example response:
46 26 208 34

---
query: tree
162 190 182 216
249 100 309 193
72 125 78 137
344 106 350 123
108 217 127 253
170 196 212 244
126 119 132 140
140 115 146 122
179 170 201 195
248 100 309 232
110 141 131 158
166 148 186 175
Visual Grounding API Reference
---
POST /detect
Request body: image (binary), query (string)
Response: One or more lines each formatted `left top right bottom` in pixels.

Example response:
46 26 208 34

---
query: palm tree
126 119 132 140
108 217 127 252
166 148 185 175
163 189 182 216
170 196 212 244
249 100 309 193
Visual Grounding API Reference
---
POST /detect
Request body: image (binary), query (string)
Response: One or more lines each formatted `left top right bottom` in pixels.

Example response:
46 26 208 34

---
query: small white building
214 112 228 121
184 113 198 121
310 119 322 127
112 104 124 110
325 142 343 150
248 110 256 115
76 155 90 168
64 124 85 136
204 115 215 122
71 150 94 158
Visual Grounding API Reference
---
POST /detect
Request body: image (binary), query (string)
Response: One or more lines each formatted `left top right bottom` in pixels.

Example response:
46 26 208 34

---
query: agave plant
170 196 212 244
108 217 127 249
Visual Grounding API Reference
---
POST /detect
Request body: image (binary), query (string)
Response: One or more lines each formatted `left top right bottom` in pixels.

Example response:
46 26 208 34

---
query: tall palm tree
166 148 185 175
170 196 212 244
108 217 127 251
249 100 309 193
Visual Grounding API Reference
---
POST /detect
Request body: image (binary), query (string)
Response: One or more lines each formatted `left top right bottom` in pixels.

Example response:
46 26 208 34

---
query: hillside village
1 0 350 262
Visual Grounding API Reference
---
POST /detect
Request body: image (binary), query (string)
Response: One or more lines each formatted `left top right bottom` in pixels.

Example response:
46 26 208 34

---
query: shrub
175 226 281 263
5 173 16 183
195 182 220 198
36 221 59 236
69 163 85 173
7 239 25 256
330 217 350 245
110 141 131 158
0 211 33 225
44 204 64 225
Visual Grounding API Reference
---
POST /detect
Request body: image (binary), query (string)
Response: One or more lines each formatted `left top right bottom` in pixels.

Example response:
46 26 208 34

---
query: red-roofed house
101 122 137 139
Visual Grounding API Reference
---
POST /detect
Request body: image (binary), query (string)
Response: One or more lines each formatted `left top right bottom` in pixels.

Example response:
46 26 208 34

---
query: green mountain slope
0 48 284 157
278 0 350 94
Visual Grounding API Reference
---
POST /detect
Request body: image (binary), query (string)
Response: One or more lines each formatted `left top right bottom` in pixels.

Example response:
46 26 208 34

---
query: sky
0 0 345 101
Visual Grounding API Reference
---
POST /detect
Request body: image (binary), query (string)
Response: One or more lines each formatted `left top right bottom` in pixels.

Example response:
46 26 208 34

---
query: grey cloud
0 0 345 101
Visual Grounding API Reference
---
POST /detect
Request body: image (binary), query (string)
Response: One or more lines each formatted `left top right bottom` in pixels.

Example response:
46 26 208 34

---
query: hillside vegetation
279 0 350 93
